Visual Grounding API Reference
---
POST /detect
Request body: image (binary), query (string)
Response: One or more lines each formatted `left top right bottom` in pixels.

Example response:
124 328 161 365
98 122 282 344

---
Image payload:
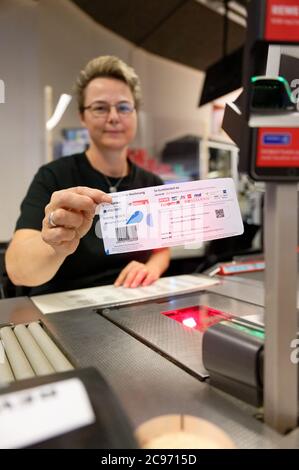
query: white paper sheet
97 178 244 255
31 275 220 315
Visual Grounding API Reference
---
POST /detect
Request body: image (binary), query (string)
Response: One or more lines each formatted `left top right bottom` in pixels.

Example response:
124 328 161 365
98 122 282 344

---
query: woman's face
80 77 137 151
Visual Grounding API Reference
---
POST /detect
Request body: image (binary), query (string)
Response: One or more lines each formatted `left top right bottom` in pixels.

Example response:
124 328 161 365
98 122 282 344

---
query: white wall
0 0 43 241
132 49 211 156
0 0 211 241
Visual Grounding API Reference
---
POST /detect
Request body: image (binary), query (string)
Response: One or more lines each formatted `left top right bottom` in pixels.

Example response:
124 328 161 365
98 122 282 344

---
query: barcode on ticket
115 225 138 242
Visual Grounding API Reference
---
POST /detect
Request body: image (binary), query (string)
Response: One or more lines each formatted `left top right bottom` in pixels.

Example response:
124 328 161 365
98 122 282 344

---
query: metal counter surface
0 297 42 325
41 306 286 449
206 270 299 323
206 276 265 307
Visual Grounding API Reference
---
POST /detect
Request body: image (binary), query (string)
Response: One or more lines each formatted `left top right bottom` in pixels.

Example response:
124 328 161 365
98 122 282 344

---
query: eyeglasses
82 101 135 117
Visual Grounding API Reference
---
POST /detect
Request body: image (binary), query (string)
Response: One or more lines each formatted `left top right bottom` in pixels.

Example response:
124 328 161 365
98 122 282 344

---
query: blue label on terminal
263 133 291 145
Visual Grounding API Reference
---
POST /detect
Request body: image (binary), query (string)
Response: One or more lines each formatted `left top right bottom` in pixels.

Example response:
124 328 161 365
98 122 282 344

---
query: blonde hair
75 55 142 112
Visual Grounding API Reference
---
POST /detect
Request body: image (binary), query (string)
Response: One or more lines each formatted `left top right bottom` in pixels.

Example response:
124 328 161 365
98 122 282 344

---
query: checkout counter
0 269 298 449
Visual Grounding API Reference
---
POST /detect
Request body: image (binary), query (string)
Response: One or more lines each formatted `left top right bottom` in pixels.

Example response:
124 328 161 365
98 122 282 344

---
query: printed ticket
97 178 244 255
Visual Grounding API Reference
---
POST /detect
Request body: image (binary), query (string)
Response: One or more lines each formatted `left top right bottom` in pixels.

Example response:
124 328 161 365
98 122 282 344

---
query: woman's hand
114 260 161 288
42 186 112 256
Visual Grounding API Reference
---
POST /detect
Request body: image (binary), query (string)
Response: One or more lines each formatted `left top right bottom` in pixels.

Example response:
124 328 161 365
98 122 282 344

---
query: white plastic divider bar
0 339 14 383
0 327 35 380
14 325 55 376
28 322 73 372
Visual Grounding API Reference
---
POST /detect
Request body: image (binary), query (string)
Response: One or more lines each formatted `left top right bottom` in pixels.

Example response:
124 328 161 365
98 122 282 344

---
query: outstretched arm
6 187 111 287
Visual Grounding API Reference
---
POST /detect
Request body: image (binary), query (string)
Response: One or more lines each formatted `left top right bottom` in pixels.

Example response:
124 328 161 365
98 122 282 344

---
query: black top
15 153 164 295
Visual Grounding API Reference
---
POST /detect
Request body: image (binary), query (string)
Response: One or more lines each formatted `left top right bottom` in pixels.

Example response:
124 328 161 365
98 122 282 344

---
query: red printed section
265 0 299 42
256 127 299 167
132 199 149 206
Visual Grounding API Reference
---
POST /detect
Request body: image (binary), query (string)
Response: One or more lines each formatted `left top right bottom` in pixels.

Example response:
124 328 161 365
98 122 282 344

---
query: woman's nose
107 105 120 122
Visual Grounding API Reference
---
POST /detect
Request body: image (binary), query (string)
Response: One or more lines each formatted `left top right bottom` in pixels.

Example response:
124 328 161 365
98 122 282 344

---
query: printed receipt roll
28 322 73 372
14 324 55 376
0 339 14 383
0 327 35 380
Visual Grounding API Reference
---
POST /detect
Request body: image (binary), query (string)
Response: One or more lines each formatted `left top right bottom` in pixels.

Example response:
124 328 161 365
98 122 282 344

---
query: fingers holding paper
42 186 112 255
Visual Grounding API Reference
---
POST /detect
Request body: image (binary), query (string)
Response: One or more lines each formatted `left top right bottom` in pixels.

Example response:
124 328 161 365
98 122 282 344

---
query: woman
5 56 170 295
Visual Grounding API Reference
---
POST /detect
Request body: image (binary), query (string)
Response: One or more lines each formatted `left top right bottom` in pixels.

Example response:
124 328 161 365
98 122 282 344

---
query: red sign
265 0 299 42
256 127 299 167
